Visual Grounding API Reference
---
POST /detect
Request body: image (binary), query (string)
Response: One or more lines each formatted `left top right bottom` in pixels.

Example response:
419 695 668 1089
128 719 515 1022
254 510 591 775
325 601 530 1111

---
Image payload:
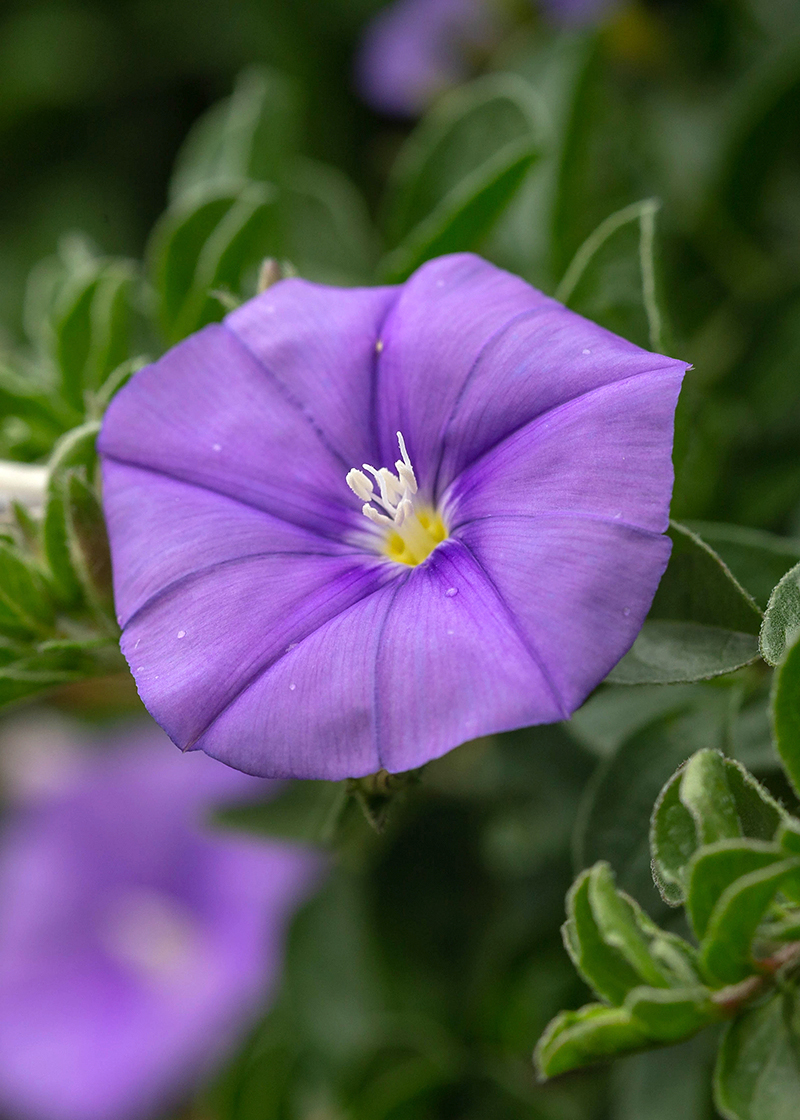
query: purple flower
355 0 499 117
0 724 318 1120
99 252 687 781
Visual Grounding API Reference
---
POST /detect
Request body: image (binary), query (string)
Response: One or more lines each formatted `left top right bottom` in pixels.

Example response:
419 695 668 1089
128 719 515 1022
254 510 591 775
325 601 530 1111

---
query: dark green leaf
556 198 667 353
0 542 54 638
169 66 301 201
216 779 347 846
613 1033 719 1120
577 696 730 909
760 559 800 666
771 632 800 796
378 74 542 282
42 421 100 603
700 856 800 984
686 839 784 940
715 990 800 1120
63 471 115 620
608 522 762 684
535 1003 650 1079
686 521 800 611
151 182 279 343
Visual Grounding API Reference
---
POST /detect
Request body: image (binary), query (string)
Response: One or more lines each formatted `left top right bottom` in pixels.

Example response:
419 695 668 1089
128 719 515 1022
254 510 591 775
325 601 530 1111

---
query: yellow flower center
346 432 448 567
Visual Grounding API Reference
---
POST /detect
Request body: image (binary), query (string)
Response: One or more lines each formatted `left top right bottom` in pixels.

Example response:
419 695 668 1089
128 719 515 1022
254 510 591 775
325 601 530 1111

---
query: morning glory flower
355 0 499 117
99 252 687 780
0 724 318 1120
355 0 616 116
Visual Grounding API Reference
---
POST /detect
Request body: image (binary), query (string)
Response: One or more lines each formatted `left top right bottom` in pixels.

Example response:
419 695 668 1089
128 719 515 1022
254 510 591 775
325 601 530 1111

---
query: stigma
346 432 447 566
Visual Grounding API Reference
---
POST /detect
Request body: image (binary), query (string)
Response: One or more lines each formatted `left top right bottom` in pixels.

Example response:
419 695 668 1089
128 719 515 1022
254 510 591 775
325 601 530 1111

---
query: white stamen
347 432 420 529
346 469 374 502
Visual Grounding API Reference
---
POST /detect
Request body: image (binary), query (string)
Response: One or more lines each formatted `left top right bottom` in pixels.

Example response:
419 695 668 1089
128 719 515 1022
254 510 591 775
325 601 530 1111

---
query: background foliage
2 0 800 1117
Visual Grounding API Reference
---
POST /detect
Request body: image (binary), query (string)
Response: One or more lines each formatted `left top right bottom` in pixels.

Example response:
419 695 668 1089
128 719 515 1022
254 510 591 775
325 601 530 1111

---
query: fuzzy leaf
42 422 100 604
715 991 800 1120
379 74 542 282
535 1003 650 1079
686 839 784 941
608 522 762 685
556 198 667 353
760 559 800 666
771 632 800 797
700 856 800 984
563 869 646 1005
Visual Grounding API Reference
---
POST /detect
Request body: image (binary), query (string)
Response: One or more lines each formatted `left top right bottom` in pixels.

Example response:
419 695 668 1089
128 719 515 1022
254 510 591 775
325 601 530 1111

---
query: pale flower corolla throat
346 430 447 566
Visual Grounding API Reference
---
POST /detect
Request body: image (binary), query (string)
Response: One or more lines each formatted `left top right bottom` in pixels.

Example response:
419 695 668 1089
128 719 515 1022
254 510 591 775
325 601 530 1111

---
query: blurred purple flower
99 252 686 781
355 0 616 117
0 725 318 1120
355 0 498 117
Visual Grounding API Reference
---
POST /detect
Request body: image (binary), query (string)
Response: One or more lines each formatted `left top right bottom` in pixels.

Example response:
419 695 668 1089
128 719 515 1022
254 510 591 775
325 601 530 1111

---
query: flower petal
98 323 359 539
434 301 689 494
458 515 672 713
225 279 397 467
121 554 390 752
446 367 685 532
102 461 355 629
195 538 563 779
375 253 550 493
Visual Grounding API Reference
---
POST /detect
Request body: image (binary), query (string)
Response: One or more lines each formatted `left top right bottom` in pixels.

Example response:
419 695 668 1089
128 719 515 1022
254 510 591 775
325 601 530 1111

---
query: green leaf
535 1003 650 1079
686 839 784 941
685 521 800 611
563 869 647 1004
0 542 54 639
63 471 115 621
215 779 348 846
700 856 800 984
760 559 800 666
556 198 667 353
651 751 785 908
53 259 138 410
771 632 800 797
169 66 301 202
613 1033 720 1120
42 422 100 604
680 750 742 846
650 767 700 907
277 157 377 285
715 990 800 1120
150 182 279 344
578 696 731 909
586 863 672 989
378 74 543 282
626 986 719 1044
608 522 762 685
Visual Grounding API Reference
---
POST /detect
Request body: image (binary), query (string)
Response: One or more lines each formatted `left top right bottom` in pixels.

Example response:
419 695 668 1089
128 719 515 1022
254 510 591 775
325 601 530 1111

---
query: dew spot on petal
445 587 458 598
177 630 185 639
212 443 221 452
582 348 591 355
289 683 296 691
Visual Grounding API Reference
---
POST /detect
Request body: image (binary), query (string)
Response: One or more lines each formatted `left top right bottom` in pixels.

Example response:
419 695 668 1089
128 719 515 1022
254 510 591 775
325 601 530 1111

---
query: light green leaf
680 750 742 846
626 986 719 1044
563 869 646 1004
586 863 672 989
0 543 54 639
700 856 800 984
42 421 100 604
650 766 699 907
535 1003 650 1079
378 74 543 282
686 839 784 940
169 66 301 201
556 198 667 353
715 990 800 1120
608 522 762 685
760 560 800 666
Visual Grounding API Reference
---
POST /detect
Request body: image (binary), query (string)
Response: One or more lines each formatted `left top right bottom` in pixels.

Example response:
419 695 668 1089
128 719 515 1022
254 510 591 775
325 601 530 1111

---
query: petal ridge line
222 322 351 470
371 573 410 772
432 304 551 494
456 538 570 721
184 569 398 752
439 363 686 504
101 454 357 545
450 510 667 538
120 548 367 631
